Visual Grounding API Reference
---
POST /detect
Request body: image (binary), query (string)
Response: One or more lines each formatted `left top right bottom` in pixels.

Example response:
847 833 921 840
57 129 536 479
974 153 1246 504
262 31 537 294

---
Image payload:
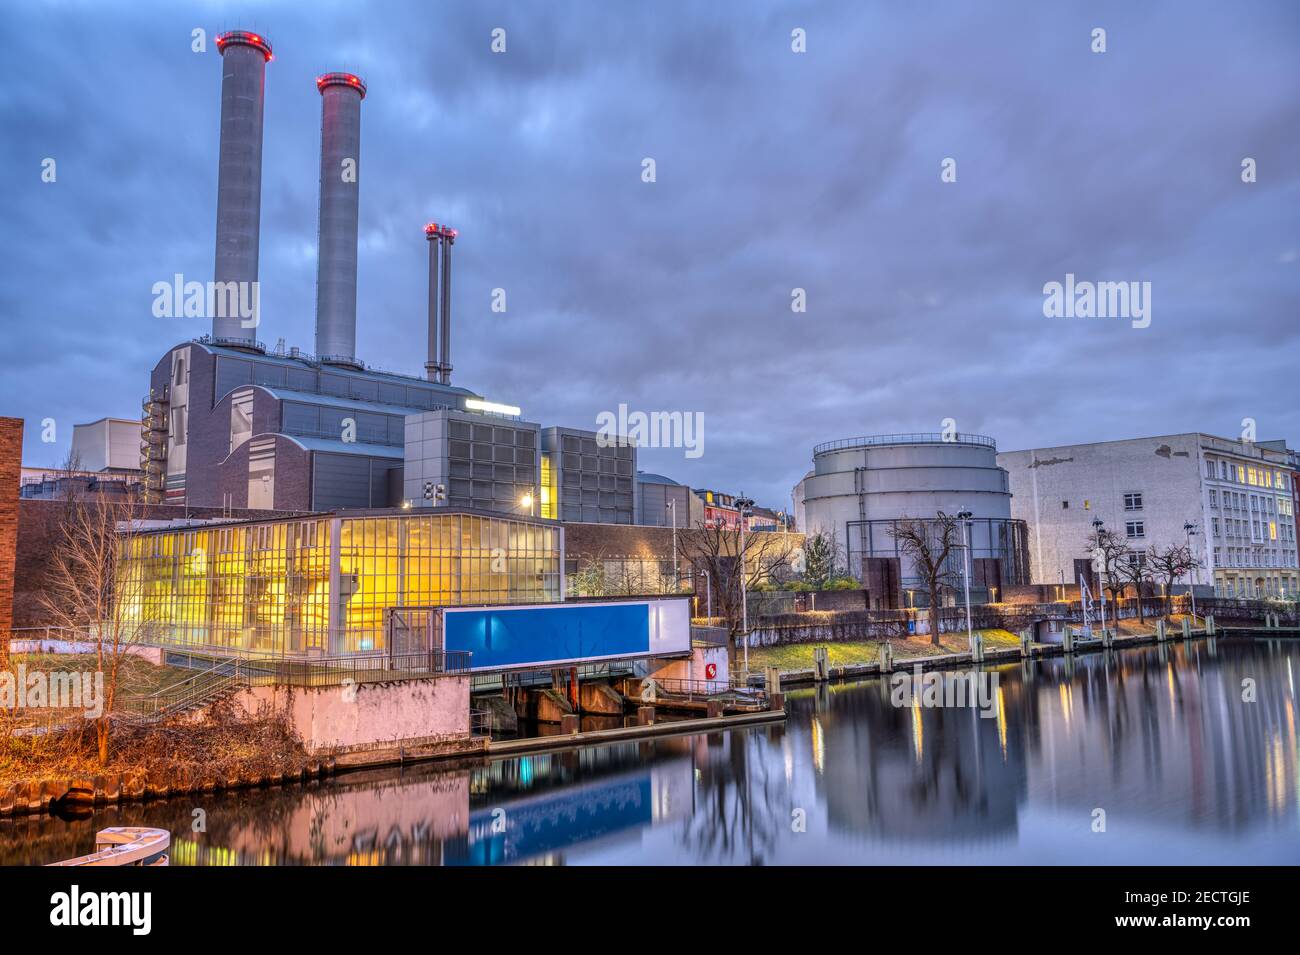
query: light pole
667 499 678 590
737 494 755 672
956 509 974 652
1184 521 1199 620
1092 517 1107 633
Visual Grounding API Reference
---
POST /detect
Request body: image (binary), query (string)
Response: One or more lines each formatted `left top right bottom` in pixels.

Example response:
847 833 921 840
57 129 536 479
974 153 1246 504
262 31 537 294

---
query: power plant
140 30 637 519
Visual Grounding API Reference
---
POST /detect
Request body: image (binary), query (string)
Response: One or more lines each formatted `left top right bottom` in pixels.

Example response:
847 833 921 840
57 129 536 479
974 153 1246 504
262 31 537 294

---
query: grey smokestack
424 223 442 381
440 229 454 384
212 31 272 345
423 223 456 383
313 72 366 366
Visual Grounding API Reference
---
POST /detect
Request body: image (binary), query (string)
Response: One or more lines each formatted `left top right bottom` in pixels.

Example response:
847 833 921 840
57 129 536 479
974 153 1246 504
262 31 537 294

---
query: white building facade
998 433 1298 599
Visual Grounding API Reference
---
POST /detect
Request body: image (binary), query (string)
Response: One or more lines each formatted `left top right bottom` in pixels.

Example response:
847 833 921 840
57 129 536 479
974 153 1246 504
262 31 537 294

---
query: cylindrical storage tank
313 73 366 366
798 433 1028 599
212 31 272 345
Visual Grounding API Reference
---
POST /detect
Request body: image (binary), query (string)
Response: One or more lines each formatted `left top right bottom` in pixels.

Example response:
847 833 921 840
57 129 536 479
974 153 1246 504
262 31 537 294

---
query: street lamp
1184 521 1199 620
737 494 755 672
956 509 975 653
667 499 678 590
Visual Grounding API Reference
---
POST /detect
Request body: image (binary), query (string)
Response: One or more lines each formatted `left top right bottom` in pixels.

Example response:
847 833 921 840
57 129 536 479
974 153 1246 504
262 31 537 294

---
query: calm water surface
5 637 1299 865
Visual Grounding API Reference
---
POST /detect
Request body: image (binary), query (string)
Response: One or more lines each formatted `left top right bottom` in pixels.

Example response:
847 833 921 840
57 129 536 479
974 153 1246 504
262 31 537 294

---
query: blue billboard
442 599 691 672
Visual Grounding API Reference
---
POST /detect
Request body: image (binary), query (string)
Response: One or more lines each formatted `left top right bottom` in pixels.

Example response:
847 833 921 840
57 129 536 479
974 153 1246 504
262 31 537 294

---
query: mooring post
1182 617 1192 640
1101 627 1112 649
1019 628 1031 658
1156 619 1166 642
879 639 893 673
1206 614 1215 636
1062 626 1074 654
765 666 781 698
813 646 829 683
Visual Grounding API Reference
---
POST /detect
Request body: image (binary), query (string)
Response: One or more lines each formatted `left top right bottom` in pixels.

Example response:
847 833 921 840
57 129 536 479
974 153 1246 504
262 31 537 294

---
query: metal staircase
139 387 169 503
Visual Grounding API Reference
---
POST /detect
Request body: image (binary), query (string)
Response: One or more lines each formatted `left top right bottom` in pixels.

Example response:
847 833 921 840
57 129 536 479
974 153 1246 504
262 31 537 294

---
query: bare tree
889 514 961 647
1085 526 1130 608
1112 551 1151 624
1145 543 1201 620
36 490 155 765
680 522 799 667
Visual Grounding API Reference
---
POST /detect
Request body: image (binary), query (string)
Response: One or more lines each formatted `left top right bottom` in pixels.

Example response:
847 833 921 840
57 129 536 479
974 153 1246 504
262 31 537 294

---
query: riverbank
754 614 1206 688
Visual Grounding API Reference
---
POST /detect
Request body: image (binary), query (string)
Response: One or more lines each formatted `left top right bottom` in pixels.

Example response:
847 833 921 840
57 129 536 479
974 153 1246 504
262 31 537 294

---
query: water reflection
5 638 1297 865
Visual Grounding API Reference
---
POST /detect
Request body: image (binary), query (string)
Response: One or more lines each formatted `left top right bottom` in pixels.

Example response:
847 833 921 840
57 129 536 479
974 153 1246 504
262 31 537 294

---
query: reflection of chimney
423 223 457 384
212 31 272 345
314 73 366 367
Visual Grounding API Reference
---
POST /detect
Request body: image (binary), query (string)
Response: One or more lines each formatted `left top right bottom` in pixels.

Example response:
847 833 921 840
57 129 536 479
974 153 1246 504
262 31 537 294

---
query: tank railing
813 433 997 456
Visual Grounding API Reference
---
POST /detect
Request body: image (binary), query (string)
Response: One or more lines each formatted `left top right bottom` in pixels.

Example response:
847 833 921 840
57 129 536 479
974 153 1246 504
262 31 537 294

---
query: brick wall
562 522 678 564
0 417 23 645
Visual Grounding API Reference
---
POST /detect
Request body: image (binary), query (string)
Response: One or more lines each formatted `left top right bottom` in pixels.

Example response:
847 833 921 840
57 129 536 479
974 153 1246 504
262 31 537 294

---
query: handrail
813 432 997 456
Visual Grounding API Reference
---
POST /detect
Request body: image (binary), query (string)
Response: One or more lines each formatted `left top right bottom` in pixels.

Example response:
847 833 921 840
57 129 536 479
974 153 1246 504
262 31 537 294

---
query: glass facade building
118 510 563 656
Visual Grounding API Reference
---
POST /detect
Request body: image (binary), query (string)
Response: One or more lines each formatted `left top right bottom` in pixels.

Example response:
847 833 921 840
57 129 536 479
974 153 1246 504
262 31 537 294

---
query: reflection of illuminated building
116 509 561 655
814 668 1029 843
1028 641 1300 829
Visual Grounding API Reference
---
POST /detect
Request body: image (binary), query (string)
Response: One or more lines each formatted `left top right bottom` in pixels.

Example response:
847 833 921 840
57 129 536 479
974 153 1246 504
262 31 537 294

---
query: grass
2 653 198 731
9 652 197 698
747 628 1022 673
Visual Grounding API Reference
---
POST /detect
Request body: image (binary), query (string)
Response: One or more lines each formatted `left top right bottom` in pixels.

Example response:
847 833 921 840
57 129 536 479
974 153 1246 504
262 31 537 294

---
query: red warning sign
705 663 717 680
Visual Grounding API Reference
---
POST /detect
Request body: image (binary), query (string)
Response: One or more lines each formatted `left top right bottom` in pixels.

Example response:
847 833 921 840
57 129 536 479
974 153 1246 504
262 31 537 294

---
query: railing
690 625 729 647
469 708 491 738
471 660 635 692
813 432 997 456
640 676 767 708
117 649 473 725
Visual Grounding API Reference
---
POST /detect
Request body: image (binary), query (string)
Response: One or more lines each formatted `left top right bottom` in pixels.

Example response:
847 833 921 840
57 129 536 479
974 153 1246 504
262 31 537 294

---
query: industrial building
141 30 529 515
998 433 1299 599
117 508 563 656
794 432 1030 607
20 417 144 500
635 472 703 528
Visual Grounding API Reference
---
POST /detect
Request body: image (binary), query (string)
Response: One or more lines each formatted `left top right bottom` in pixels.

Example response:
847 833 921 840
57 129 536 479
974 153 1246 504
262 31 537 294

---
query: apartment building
998 433 1298 599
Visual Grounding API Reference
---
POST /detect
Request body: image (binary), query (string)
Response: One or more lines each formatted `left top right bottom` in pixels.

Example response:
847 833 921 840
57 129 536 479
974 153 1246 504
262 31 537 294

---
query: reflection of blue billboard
452 776 653 865
443 599 690 671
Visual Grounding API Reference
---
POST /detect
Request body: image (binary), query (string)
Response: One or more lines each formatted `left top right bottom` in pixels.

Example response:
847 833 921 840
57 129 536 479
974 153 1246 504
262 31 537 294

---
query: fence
738 594 1223 649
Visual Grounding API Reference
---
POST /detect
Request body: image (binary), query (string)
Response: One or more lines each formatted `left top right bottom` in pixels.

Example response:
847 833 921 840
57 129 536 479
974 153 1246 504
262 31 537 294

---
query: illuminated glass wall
118 512 562 655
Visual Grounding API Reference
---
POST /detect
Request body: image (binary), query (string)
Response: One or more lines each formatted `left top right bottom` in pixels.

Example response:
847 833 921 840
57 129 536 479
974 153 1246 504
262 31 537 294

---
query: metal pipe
440 230 454 384
424 224 442 381
212 31 272 345
313 73 366 366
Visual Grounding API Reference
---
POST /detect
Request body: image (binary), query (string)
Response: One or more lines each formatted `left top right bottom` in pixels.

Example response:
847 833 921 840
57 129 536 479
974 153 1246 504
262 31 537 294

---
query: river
4 636 1298 865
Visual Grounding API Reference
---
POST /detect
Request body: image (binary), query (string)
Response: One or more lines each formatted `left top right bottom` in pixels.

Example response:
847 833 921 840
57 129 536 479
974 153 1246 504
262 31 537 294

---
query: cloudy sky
3 0 1297 509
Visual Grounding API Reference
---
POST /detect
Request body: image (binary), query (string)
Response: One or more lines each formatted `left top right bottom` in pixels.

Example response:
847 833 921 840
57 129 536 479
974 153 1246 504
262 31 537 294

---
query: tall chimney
212 31 272 345
314 72 366 366
424 223 442 382
423 223 457 383
440 227 455 385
